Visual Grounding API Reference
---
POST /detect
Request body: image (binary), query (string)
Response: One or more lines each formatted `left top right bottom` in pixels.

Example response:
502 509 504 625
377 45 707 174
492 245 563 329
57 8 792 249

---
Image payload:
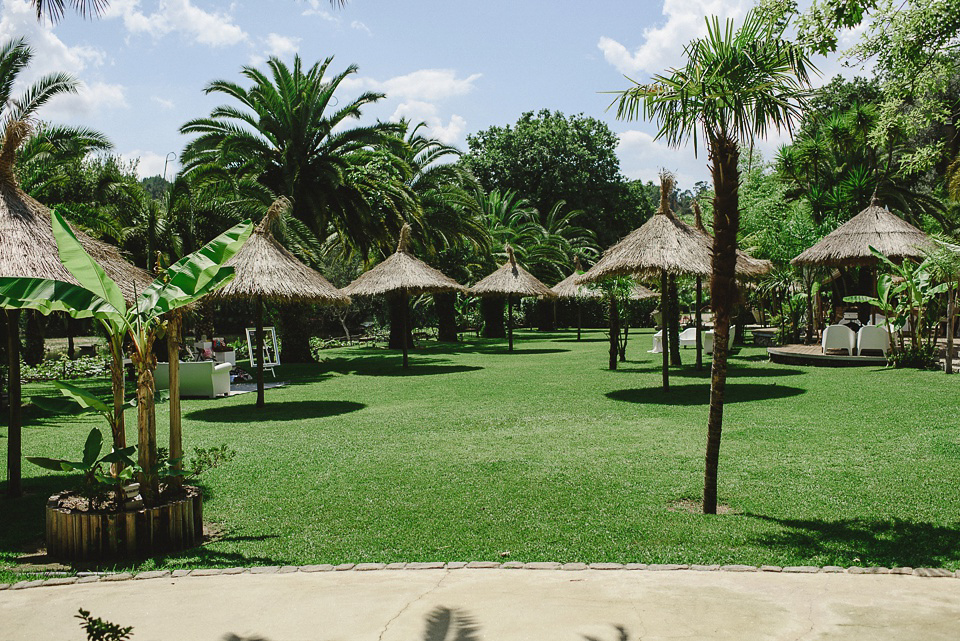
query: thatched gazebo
793 198 933 268
578 173 769 389
342 224 465 368
217 198 349 404
552 256 604 340
471 245 556 352
0 121 153 497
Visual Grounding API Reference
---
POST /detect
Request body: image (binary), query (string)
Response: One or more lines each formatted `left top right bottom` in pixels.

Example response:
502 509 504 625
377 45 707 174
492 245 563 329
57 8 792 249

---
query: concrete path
2 569 960 641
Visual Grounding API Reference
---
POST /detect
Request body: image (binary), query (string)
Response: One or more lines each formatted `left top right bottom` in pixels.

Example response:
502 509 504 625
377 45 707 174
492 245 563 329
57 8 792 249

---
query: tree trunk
608 295 619 370
66 315 76 360
167 313 183 486
804 269 814 344
577 302 582 341
481 297 505 338
536 299 555 331
387 293 413 350
107 334 126 458
132 335 159 506
256 296 266 407
660 270 669 390
668 274 682 367
5 309 21 498
507 295 514 352
695 276 703 371
703 135 740 516
946 283 955 374
435 292 458 342
619 321 629 362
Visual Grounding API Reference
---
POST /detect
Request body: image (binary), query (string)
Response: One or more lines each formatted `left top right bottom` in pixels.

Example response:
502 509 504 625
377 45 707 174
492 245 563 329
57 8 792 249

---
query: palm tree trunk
695 276 703 370
661 270 669 390
946 283 955 374
668 274 682 366
401 289 410 367
507 295 514 352
608 295 619 370
703 136 739 515
132 335 159 506
5 309 21 498
256 295 266 407
167 313 183 486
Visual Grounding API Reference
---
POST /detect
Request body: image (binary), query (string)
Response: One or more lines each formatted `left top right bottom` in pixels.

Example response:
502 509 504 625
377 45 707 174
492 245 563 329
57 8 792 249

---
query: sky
3 0 871 191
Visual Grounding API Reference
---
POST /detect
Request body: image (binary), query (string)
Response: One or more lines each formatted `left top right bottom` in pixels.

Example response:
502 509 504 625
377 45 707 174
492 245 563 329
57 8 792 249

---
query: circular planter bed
45 486 203 562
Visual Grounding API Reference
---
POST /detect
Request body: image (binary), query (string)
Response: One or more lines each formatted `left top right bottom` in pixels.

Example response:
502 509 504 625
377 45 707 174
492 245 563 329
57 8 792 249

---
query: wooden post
661 270 669 391
6 309 21 497
167 313 182 484
695 276 703 370
256 295 265 407
507 295 514 352
401 288 410 368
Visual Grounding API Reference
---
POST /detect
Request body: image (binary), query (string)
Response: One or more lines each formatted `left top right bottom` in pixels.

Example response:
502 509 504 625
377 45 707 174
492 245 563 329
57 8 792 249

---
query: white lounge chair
822 324 856 355
679 327 699 348
856 325 891 356
155 361 232 398
704 330 734 355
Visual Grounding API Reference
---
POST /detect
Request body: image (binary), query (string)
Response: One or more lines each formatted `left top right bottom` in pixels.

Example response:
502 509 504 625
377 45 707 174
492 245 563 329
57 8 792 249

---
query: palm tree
611 8 813 514
30 0 107 23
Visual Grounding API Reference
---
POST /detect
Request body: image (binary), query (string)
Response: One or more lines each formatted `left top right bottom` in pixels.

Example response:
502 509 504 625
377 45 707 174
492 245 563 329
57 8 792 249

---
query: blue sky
3 0 867 190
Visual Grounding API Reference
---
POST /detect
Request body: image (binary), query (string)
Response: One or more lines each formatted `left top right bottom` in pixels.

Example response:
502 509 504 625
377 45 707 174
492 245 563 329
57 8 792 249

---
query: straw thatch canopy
551 257 604 300
577 174 769 285
342 223 466 297
792 198 934 267
0 121 152 302
471 245 557 299
628 282 659 300
217 198 349 304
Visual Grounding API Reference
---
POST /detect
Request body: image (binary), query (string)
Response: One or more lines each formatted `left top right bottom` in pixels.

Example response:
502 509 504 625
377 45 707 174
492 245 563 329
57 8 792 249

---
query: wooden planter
44 486 203 562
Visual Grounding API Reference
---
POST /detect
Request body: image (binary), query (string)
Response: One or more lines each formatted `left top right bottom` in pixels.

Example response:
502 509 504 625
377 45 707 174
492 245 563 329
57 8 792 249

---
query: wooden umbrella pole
661 270 669 391
695 276 703 371
507 295 514 352
6 309 21 497
402 289 410 368
256 295 265 408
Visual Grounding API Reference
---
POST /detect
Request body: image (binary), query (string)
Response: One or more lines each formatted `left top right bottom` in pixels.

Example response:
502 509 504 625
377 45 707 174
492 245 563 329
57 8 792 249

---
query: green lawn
3 328 959 579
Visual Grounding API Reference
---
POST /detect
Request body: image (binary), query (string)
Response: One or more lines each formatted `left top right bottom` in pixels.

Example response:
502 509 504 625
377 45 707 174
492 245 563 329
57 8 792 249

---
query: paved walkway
3 568 960 640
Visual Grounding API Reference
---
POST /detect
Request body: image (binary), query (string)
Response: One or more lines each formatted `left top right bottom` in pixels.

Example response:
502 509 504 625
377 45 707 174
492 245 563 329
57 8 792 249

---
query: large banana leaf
82 428 103 467
0 277 127 328
136 220 252 318
53 381 111 415
51 209 127 316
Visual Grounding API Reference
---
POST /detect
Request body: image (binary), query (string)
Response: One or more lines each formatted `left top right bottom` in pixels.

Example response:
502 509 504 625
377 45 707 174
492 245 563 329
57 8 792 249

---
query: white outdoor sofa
821 324 857 355
856 325 892 356
155 361 232 398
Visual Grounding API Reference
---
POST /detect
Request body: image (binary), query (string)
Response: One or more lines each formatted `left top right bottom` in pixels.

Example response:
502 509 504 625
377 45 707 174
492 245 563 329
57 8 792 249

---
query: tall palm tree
612 8 813 514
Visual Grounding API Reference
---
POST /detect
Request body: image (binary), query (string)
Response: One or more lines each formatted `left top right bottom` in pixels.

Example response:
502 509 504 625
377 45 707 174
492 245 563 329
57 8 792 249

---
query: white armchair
649 330 663 354
155 361 232 398
704 330 734 355
857 325 891 356
678 327 699 348
822 324 856 355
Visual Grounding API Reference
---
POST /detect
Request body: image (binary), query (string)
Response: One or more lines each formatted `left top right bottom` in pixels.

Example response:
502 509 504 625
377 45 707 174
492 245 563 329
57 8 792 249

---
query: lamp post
163 152 177 182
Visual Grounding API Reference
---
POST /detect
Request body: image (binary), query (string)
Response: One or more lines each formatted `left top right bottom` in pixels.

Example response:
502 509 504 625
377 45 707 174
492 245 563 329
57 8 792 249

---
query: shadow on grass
613 365 804 378
606 382 805 406
0 474 75 559
553 337 611 343
317 355 484 377
745 513 960 568
186 400 365 423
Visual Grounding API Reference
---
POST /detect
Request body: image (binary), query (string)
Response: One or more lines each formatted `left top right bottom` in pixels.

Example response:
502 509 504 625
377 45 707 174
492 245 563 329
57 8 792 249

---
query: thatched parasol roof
577 174 770 285
217 198 349 304
342 223 466 297
552 256 604 300
792 198 933 267
628 282 659 300
0 121 152 303
471 245 557 299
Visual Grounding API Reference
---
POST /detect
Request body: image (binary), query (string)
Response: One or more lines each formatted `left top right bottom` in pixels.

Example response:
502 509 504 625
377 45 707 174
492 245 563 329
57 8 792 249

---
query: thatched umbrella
471 245 556 352
342 223 465 368
792 198 933 332
0 121 153 497
552 256 603 340
578 173 769 389
217 198 349 404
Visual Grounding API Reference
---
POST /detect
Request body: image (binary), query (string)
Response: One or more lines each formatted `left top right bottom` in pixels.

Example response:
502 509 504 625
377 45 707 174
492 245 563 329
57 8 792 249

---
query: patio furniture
822 324 856 355
650 330 663 354
678 327 699 348
704 329 734 355
857 325 891 356
155 361 232 398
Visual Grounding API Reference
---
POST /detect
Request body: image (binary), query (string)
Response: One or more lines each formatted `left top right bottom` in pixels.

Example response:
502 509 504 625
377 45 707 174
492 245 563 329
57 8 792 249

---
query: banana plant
27 426 137 500
0 210 252 505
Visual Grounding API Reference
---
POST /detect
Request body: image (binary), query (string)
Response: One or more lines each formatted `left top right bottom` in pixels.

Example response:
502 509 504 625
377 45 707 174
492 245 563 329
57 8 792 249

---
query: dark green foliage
140 175 171 201
888 343 941 370
462 110 644 246
75 609 133 641
22 311 44 367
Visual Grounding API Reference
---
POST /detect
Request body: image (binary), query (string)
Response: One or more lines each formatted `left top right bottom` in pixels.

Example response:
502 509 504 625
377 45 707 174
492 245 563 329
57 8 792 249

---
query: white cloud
151 96 175 110
599 0 749 75
350 20 372 36
104 0 247 47
43 81 128 120
302 0 339 21
265 33 301 58
617 129 708 189
389 101 466 145
348 69 481 102
122 150 178 180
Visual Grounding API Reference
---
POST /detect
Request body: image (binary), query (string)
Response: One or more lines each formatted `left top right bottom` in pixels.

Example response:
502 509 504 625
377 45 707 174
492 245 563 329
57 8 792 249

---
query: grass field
2 328 959 580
